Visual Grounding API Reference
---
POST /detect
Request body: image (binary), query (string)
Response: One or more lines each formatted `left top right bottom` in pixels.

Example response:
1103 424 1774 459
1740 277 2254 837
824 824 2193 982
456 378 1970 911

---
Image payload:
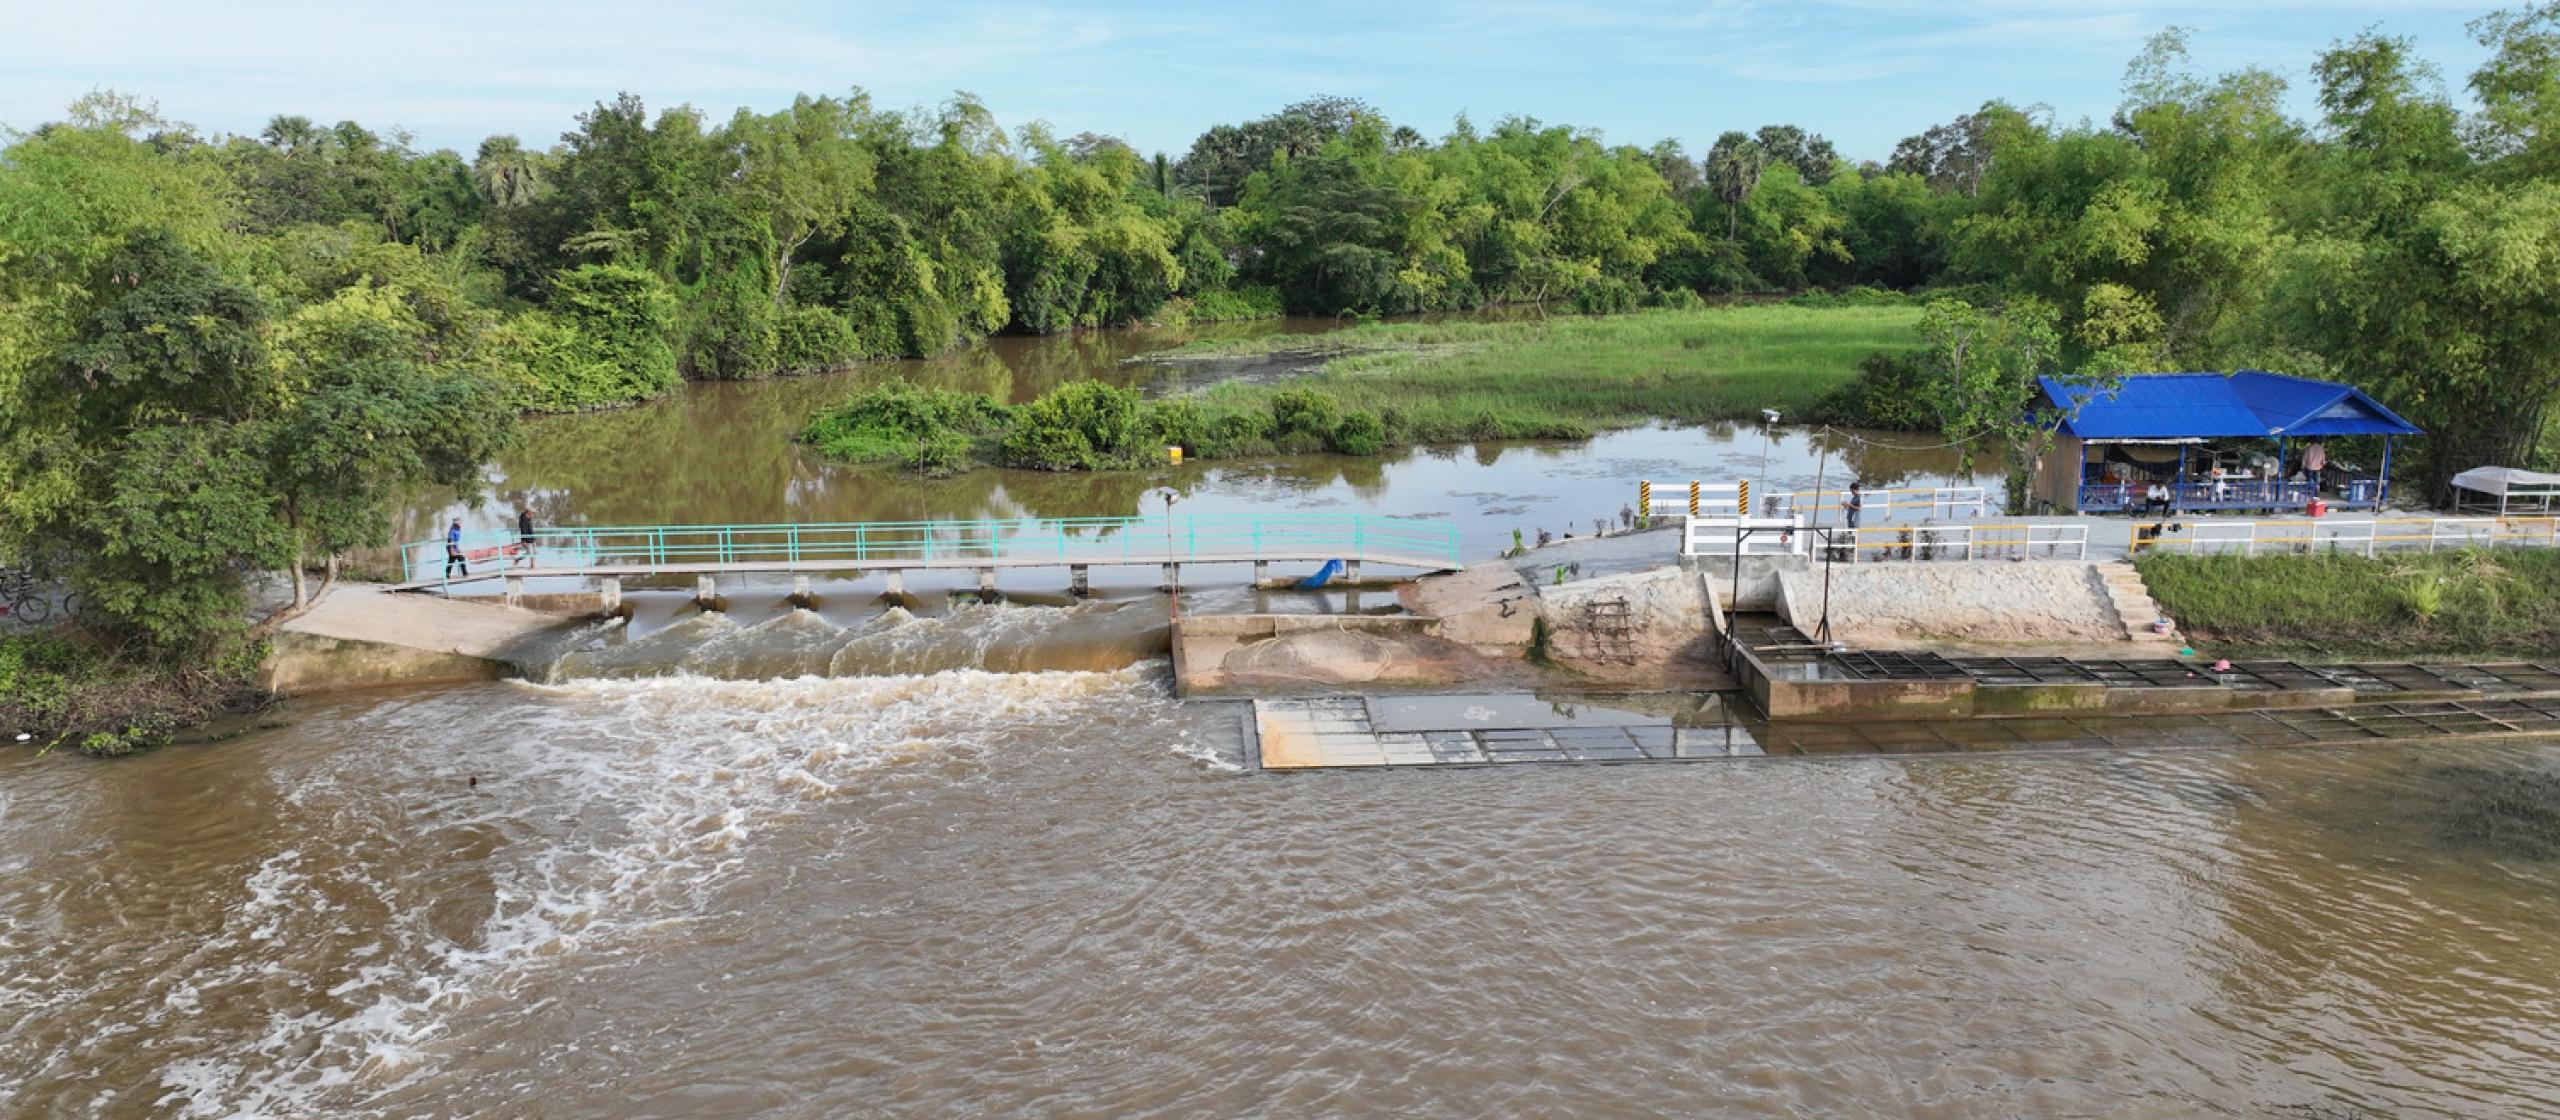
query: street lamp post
1156 487 1181 620
1757 409 1781 518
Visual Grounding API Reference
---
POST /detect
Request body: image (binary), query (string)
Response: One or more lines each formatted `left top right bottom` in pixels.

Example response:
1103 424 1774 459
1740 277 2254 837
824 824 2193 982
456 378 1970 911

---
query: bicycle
2 586 49 626
1 569 55 627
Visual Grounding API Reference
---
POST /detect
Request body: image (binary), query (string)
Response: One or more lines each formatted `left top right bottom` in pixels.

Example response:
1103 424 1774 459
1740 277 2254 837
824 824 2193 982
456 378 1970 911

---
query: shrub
1001 381 1153 470
1269 387 1343 449
1148 398 1207 452
1331 410 1387 456
1179 284 1286 323
776 306 861 374
903 431 976 476
1566 276 1640 314
78 714 174 758
802 382 1005 465
687 269 779 379
1788 285 1914 309
1813 350 1936 431
1197 410 1277 458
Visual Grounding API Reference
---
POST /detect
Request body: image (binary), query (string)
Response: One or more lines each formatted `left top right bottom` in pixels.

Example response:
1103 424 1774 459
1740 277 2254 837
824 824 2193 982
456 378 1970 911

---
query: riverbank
2138 550 2560 658
802 304 1925 473
0 631 271 757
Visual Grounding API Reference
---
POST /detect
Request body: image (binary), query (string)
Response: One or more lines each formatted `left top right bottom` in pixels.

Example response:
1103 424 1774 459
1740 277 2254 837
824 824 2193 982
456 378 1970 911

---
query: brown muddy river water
8 322 2560 1118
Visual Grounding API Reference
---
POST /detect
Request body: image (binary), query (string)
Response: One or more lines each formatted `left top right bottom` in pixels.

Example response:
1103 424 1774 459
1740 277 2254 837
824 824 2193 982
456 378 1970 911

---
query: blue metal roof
2039 371 2422 440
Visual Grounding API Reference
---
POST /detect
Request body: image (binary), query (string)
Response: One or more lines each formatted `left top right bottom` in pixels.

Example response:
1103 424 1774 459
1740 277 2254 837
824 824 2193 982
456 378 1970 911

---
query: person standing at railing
1843 482 1865 530
445 519 468 578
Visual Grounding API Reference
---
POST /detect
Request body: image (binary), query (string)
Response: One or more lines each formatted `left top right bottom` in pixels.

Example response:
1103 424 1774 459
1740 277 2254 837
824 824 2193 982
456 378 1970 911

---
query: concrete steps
2095 562 2177 643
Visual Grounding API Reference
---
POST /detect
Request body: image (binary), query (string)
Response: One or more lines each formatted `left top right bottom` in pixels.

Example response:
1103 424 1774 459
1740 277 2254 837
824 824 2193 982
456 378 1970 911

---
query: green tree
1915 297 2105 514
1704 131 1768 240
724 93 875 308
1753 124 1840 186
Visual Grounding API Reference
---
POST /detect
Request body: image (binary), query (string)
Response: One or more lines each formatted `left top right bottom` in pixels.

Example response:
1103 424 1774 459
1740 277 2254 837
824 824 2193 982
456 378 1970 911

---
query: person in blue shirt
445 519 467 578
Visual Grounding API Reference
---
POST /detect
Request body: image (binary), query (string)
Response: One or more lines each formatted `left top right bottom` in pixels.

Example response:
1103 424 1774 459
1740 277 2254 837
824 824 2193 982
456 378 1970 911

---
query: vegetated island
799 301 1925 472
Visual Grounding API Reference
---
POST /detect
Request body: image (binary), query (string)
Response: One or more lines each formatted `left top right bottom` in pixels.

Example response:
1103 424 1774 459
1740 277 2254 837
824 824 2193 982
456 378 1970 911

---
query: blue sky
0 1 2501 161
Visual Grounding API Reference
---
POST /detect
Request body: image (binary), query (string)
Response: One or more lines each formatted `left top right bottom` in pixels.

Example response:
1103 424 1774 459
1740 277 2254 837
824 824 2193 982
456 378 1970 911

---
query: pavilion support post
2176 445 2189 512
599 577 622 616
2381 438 2394 508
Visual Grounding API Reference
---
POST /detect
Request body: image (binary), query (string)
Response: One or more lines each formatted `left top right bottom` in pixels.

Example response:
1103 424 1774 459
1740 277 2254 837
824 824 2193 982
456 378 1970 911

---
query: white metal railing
1795 523 2089 563
2149 516 2560 556
1639 483 1989 523
1683 516 1807 557
2021 524 2090 559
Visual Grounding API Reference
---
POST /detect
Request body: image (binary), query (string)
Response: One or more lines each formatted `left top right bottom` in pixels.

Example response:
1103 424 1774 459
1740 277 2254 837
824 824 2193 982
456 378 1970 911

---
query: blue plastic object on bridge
1296 559 1345 589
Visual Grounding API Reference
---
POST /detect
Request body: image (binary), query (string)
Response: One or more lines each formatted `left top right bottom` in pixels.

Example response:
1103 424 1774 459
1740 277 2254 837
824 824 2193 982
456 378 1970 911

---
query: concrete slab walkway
283 583 566 658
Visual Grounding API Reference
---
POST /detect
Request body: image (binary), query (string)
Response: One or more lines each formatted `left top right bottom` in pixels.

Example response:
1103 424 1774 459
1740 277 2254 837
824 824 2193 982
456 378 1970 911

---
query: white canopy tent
2451 466 2560 514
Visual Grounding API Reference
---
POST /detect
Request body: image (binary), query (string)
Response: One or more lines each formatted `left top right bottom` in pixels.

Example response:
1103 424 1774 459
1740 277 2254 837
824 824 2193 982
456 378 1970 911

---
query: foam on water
536 599 1168 682
131 664 1173 1118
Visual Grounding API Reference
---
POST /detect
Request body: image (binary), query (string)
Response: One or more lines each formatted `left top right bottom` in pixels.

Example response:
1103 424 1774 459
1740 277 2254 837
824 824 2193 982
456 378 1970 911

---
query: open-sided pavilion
2030 371 2422 515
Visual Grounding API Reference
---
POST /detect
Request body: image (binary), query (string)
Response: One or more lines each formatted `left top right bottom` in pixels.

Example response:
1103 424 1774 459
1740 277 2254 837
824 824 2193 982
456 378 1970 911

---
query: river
6 321 2558 1118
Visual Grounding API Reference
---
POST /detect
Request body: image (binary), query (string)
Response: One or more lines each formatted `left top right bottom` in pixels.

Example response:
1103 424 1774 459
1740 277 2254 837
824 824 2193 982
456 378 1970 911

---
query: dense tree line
6 3 2560 662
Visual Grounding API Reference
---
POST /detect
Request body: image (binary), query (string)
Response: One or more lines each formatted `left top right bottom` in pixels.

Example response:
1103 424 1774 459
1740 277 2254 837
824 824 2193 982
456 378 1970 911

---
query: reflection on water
4 678 2556 1118
399 317 1992 568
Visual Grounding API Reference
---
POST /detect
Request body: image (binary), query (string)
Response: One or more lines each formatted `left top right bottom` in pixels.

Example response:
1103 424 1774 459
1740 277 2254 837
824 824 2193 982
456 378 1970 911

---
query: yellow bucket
1166 446 1184 465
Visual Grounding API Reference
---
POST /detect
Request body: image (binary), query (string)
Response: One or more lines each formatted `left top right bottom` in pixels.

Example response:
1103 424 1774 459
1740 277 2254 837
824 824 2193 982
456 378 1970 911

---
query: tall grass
1178 305 1924 441
2137 549 2560 657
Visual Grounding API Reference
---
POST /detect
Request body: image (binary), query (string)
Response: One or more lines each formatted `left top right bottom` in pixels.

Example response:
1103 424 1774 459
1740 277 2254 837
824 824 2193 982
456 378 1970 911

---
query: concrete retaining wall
1773 561 2121 647
259 631 514 695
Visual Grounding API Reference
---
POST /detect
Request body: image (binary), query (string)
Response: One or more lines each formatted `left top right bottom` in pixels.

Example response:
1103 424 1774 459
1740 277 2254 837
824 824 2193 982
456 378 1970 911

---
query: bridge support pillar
1254 560 1269 586
790 575 813 608
599 577 621 615
882 570 903 597
1344 560 1362 583
503 576 524 608
1160 562 1180 592
695 576 718 610
1068 566 1090 597
977 568 997 596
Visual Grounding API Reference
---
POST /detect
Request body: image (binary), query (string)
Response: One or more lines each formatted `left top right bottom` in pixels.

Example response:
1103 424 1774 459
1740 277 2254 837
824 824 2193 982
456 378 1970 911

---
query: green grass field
1177 304 1924 442
2138 550 2560 658
801 304 1928 473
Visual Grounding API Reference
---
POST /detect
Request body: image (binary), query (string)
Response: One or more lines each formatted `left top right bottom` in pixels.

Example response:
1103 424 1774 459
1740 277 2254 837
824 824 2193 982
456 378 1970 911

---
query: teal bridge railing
402 513 1463 586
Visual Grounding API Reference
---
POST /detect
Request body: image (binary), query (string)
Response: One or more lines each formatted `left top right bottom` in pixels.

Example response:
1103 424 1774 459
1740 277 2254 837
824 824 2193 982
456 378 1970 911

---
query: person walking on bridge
445 519 468 579
1843 481 1866 530
515 508 537 568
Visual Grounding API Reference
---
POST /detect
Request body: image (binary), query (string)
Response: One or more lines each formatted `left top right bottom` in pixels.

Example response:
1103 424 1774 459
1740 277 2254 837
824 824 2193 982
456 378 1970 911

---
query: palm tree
1705 131 1767 240
472 136 546 209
